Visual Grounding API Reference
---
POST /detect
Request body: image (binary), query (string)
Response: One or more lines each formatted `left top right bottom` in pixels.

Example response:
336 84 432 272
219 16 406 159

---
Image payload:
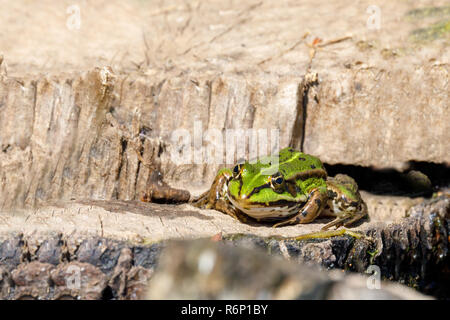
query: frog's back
245 148 326 181
277 148 326 180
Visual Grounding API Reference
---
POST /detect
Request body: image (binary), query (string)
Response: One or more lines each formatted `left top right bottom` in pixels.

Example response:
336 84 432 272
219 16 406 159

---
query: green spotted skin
192 147 368 229
228 148 327 205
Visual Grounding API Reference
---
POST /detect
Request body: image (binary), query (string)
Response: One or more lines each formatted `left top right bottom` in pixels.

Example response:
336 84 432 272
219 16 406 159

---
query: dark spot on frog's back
299 157 306 161
328 190 337 199
310 164 316 169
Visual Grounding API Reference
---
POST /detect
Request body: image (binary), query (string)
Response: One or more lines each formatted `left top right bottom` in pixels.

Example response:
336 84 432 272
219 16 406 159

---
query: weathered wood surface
0 192 432 241
1 1 449 210
0 195 448 299
0 67 448 208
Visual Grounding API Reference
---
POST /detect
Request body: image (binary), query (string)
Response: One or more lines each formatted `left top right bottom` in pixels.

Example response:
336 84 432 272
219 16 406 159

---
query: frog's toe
272 217 300 228
343 202 368 227
272 221 287 228
342 215 363 228
321 202 368 230
321 218 345 230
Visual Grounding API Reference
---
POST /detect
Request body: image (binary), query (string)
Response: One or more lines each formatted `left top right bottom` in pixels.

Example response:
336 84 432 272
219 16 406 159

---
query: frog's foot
190 168 232 209
190 168 248 222
190 189 211 208
273 188 327 228
321 201 368 230
323 174 368 230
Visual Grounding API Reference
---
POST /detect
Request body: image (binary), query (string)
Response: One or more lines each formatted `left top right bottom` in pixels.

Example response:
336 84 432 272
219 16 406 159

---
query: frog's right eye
270 174 285 192
273 177 284 185
232 164 242 178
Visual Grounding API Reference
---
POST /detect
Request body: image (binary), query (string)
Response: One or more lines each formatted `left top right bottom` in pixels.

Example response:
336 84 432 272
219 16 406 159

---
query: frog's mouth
228 195 302 220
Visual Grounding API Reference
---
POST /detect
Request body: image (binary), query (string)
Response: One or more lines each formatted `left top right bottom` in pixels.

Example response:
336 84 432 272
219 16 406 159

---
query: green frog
191 147 367 230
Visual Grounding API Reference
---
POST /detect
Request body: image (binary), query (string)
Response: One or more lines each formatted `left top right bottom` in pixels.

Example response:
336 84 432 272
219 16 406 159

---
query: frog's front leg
273 187 327 228
190 168 231 209
190 169 248 223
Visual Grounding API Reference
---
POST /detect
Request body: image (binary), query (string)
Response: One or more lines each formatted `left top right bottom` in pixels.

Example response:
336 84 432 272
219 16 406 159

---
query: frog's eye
274 177 284 185
270 174 285 191
232 164 242 178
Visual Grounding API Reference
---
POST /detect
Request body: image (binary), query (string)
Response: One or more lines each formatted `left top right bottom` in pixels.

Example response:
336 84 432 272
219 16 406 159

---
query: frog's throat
228 194 302 220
